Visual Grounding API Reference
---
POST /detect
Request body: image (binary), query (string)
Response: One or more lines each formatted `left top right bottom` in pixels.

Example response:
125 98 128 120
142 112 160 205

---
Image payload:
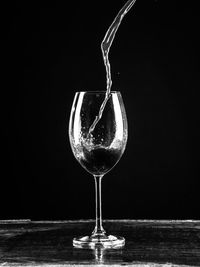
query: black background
1 0 199 220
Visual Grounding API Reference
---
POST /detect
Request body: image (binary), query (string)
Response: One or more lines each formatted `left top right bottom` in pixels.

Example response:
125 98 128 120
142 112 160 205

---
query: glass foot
73 234 125 248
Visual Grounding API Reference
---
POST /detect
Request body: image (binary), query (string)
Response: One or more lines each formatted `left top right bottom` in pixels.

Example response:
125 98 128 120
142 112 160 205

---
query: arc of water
101 0 137 94
89 0 137 133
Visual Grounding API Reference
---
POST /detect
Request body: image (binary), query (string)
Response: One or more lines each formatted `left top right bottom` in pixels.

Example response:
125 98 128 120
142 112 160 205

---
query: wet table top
0 220 200 266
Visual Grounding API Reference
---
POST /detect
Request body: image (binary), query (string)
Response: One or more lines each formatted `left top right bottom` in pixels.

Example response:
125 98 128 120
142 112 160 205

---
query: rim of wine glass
76 91 120 94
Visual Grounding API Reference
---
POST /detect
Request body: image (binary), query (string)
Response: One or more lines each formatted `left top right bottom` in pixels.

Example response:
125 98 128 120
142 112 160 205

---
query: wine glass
68 91 128 248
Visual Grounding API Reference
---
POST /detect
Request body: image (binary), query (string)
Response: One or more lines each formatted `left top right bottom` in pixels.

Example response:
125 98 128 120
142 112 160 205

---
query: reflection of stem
94 247 105 264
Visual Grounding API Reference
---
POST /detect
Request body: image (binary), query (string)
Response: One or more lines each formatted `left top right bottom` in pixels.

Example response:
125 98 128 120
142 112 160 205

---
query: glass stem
92 175 106 236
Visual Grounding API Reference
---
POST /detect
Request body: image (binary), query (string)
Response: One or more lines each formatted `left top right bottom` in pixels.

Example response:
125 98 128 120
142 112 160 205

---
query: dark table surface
0 220 200 266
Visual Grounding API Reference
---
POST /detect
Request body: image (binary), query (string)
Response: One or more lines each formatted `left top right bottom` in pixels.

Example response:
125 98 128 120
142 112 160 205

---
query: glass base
73 234 125 248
